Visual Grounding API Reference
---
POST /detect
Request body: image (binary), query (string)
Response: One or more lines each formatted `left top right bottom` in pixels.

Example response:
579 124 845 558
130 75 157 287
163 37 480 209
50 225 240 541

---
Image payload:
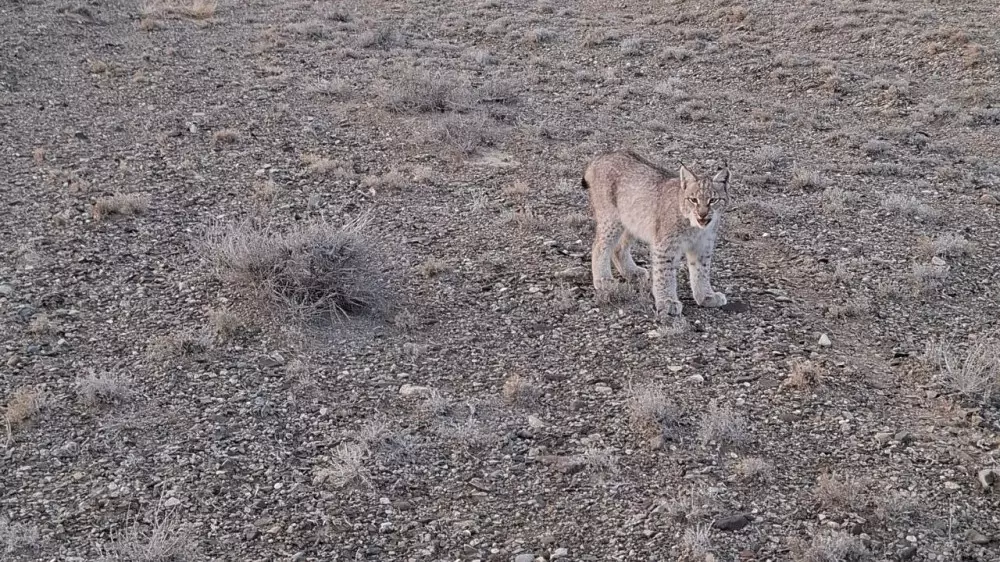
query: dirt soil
2 0 1000 560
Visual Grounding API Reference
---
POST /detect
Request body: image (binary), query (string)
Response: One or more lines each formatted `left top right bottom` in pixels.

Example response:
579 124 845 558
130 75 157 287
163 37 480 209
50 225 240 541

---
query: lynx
581 150 731 320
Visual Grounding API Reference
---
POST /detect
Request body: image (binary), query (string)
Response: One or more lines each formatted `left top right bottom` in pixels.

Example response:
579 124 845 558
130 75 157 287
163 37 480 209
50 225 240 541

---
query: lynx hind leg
612 232 649 282
591 221 624 289
686 247 727 308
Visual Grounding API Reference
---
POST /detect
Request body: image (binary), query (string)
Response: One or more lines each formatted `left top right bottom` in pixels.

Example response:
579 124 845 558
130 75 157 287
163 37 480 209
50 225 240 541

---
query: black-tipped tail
581 176 590 190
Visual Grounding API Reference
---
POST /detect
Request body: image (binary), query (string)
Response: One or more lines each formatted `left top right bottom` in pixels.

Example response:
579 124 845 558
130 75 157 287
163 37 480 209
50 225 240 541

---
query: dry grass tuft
502 374 540 406
76 372 132 406
417 257 449 278
821 186 860 213
3 386 47 441
314 442 370 488
525 28 557 44
880 194 940 222
627 384 679 439
430 113 498 155
147 330 210 360
932 338 999 405
92 193 150 221
781 359 823 390
790 168 824 190
680 524 712 559
910 262 949 293
791 531 871 562
204 218 390 322
734 457 773 483
357 25 404 49
0 516 40 556
207 308 243 341
301 154 353 178
697 399 747 447
502 180 531 200
211 128 241 146
142 0 217 20
98 508 198 562
814 472 870 512
382 69 473 113
917 233 972 259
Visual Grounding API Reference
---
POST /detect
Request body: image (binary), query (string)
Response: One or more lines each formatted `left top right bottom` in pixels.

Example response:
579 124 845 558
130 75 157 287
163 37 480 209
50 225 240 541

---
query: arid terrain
2 0 1000 560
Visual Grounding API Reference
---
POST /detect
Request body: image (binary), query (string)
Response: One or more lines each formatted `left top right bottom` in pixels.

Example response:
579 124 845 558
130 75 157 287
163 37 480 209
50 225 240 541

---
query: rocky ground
2 0 999 560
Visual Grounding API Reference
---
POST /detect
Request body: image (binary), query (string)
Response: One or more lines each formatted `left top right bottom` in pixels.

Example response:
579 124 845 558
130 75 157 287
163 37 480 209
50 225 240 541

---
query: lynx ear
679 164 697 186
712 168 730 185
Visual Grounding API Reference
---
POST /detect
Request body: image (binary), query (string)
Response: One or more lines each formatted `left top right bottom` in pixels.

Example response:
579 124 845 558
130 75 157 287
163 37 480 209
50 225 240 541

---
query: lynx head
679 164 730 228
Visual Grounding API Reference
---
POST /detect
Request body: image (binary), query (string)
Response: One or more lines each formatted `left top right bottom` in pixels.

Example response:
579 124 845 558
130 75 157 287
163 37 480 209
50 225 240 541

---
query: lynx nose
697 215 710 227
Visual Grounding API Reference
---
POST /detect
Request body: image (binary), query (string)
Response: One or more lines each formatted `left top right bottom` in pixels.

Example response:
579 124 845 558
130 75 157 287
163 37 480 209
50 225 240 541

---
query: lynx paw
655 299 683 321
626 267 650 282
699 291 728 308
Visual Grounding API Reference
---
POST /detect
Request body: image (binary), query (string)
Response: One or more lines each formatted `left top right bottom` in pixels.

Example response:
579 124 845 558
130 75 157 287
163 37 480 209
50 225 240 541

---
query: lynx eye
687 197 698 204
709 198 719 204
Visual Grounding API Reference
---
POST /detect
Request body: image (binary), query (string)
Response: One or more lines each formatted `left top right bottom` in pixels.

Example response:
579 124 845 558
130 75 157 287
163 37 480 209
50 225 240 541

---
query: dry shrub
147 330 210 360
212 128 241 146
142 0 216 20
357 25 404 49
204 218 390 322
0 516 40 556
525 28 556 44
814 472 870 512
431 113 498 155
502 374 540 406
791 531 871 562
917 233 972 258
790 168 824 190
3 386 47 441
734 457 772 483
92 193 150 221
97 508 199 562
76 372 132 406
208 308 242 341
628 384 679 439
697 399 747 447
381 69 473 113
933 338 1000 405
781 359 823 390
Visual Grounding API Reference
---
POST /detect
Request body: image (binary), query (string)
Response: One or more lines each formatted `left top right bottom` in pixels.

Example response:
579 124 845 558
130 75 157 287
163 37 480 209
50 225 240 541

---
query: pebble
164 497 181 507
818 333 831 347
980 192 1000 205
896 545 918 561
977 468 997 490
712 513 752 531
399 384 431 397
552 548 569 559
514 554 535 562
930 256 946 266
875 432 893 445
0 284 12 296
894 430 915 444
687 374 705 384
967 530 990 545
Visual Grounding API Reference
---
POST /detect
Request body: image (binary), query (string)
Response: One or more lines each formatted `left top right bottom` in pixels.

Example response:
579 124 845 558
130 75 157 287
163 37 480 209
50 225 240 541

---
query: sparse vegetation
3 386 46 442
92 193 150 221
76 372 132 406
204 218 390 321
697 399 748 447
627 384 679 439
98 508 199 562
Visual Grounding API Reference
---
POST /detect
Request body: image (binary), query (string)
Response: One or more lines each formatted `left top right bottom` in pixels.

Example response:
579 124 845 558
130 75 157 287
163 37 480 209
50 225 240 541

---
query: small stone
594 384 613 394
668 365 684 373
894 431 915 444
163 497 181 507
648 434 665 450
379 522 394 534
16 305 36 322
0 284 13 296
874 432 893 445
399 384 431 397
712 513 751 531
977 468 998 491
966 530 991 545
930 256 946 266
818 334 832 347
687 374 705 384
552 548 569 559
527 415 545 429
944 481 960 491
514 554 535 562
980 192 1000 205
896 545 917 561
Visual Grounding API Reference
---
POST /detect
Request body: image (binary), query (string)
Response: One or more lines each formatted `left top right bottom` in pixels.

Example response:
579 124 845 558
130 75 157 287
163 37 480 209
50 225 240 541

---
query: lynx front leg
651 244 683 320
612 232 649 282
686 244 727 308
591 222 623 289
